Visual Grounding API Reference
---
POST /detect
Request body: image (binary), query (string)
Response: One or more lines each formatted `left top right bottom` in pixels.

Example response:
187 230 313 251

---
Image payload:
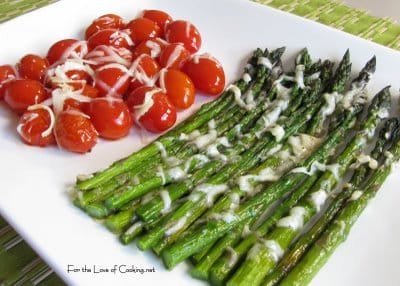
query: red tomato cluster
0 10 226 153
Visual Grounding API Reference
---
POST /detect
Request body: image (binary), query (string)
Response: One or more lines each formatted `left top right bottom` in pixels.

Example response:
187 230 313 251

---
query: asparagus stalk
262 118 398 286
208 173 321 286
150 59 331 254
161 102 360 269
204 87 369 283
192 90 343 277
160 50 354 268
134 60 325 223
279 123 400 286
227 86 390 286
76 48 285 191
137 86 327 252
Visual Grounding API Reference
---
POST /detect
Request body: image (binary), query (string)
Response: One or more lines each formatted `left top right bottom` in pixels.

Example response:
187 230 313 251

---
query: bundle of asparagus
72 47 398 286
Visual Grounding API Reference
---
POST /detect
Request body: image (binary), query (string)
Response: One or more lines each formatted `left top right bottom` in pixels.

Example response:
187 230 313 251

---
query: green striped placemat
254 0 400 50
0 0 399 284
0 0 58 23
0 216 65 285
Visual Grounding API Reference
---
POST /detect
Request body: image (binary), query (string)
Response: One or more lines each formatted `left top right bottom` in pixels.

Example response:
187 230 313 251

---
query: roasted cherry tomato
182 54 225 95
84 45 133 69
129 54 160 91
52 84 99 112
141 10 173 37
45 60 92 89
158 43 190 69
85 14 124 40
159 69 195 109
0 65 17 99
87 29 133 51
4 79 47 114
125 17 161 45
46 39 88 65
94 63 131 98
54 109 98 153
85 98 132 139
131 38 168 60
17 54 49 82
126 86 176 133
17 105 55 147
165 20 201 54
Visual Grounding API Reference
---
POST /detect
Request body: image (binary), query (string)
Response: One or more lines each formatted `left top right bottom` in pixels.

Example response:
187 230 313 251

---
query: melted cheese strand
291 161 340 179
276 206 307 230
160 190 172 214
133 88 160 123
189 184 229 207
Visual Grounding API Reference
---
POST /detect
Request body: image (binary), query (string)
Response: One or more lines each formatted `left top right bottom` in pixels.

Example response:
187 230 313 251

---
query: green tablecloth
0 0 398 284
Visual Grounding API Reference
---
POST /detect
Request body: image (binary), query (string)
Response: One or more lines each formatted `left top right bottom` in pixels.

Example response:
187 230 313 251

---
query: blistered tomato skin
182 55 225 95
126 86 177 133
141 10 173 37
158 43 190 70
165 20 202 54
4 79 48 114
125 18 161 45
17 107 55 147
17 54 49 82
54 110 98 153
87 29 133 51
159 69 195 109
46 39 87 65
85 14 124 40
0 65 17 99
85 98 132 140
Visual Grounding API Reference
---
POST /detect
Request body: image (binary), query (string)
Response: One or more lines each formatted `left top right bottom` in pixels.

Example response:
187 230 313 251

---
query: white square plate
1 0 400 285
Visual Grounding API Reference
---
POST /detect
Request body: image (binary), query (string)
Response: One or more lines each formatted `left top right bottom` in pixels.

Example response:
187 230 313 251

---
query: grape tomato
87 29 133 51
94 63 131 98
4 79 48 114
0 65 17 99
165 20 202 54
85 98 132 140
159 69 195 109
132 38 168 60
45 59 93 89
85 14 124 40
54 109 98 153
158 43 190 69
46 39 88 65
17 54 49 82
182 54 225 95
125 17 161 45
126 86 176 133
84 45 133 69
17 105 55 147
129 54 160 91
141 10 173 37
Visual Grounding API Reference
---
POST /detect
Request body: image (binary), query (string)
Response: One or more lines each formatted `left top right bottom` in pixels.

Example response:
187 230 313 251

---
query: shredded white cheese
276 206 307 230
291 161 340 178
167 167 186 182
189 184 228 206
160 190 172 214
257 57 273 69
309 190 328 212
349 190 363 201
